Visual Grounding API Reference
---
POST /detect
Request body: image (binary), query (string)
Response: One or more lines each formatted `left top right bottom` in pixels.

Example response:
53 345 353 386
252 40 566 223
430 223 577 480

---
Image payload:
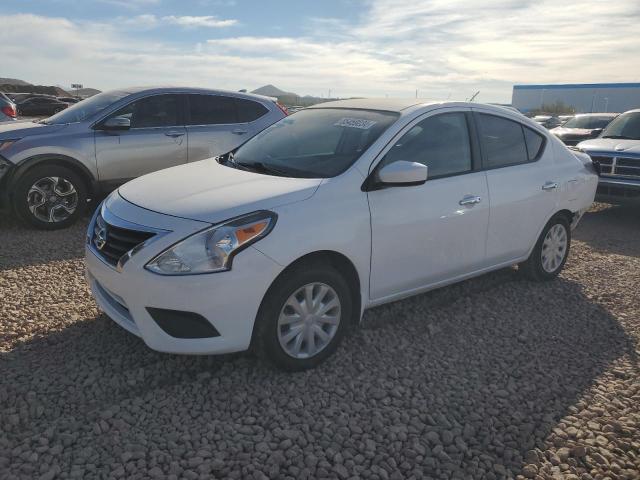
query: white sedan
85 100 598 370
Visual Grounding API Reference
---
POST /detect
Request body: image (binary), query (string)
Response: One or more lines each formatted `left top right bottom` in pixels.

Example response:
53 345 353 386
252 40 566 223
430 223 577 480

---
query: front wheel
519 215 571 281
13 165 87 230
254 263 353 371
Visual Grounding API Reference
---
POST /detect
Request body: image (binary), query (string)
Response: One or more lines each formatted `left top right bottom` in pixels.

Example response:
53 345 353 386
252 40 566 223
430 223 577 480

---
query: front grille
591 155 640 178
92 213 155 267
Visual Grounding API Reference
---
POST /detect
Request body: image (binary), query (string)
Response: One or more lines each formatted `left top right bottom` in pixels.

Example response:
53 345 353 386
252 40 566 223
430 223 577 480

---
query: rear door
185 94 272 162
473 109 558 264
94 94 187 184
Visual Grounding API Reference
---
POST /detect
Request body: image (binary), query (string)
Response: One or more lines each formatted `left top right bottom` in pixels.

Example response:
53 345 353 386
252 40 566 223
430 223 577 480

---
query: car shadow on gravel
574 204 640 258
0 214 92 271
1 267 636 478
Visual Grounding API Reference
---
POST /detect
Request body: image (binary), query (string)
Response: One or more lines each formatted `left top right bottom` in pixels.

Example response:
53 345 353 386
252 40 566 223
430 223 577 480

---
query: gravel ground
1 204 639 480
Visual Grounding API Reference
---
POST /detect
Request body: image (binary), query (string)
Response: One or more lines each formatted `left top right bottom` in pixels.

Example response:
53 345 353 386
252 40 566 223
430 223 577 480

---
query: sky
1 0 640 103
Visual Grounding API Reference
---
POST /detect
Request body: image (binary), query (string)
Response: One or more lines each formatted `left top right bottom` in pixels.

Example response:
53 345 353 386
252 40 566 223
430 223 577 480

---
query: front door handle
232 129 248 135
459 195 482 206
165 131 185 138
542 182 558 191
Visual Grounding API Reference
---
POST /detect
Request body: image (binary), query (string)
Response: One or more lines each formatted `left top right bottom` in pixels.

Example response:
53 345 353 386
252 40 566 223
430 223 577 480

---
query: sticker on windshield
334 118 377 130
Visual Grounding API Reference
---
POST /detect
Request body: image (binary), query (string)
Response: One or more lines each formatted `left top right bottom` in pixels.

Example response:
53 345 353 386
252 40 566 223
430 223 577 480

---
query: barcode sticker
334 118 377 129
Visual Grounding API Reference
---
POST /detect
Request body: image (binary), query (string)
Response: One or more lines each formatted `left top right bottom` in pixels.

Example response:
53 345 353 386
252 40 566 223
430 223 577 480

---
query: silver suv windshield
563 115 613 129
231 108 399 178
601 111 640 140
41 90 132 125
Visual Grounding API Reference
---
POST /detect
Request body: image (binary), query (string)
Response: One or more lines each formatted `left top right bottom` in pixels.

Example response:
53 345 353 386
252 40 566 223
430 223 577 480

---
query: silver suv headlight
145 211 277 275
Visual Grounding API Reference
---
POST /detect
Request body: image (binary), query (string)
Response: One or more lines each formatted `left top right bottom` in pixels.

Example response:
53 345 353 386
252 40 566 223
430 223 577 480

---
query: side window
523 127 545 161
478 114 528 168
187 94 237 125
381 112 472 178
110 95 180 128
236 98 268 122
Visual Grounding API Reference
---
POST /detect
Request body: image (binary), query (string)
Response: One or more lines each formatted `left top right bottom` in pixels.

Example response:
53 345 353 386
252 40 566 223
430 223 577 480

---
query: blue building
511 83 640 114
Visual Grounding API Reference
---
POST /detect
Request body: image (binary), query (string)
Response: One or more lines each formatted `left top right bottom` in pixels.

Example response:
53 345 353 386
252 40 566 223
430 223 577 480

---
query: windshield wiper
601 135 634 140
236 161 291 177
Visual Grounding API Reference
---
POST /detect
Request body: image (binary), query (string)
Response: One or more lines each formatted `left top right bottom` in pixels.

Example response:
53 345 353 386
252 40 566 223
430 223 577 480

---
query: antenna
468 91 480 102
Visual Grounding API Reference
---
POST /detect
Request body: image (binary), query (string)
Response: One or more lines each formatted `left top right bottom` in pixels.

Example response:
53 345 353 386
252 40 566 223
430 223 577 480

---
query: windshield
601 112 640 140
563 115 614 129
232 108 399 178
42 90 131 125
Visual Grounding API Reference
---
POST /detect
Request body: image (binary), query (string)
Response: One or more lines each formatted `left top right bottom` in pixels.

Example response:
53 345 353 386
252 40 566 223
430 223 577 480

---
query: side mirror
377 161 428 186
101 116 131 131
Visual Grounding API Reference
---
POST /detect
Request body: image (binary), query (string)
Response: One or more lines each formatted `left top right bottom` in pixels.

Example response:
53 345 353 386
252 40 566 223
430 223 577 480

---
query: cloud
162 16 238 28
1 1 640 102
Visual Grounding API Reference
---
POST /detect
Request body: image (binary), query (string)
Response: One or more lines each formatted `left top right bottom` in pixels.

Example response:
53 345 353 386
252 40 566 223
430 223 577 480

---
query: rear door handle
232 129 248 135
542 182 558 191
165 131 185 138
459 195 482 206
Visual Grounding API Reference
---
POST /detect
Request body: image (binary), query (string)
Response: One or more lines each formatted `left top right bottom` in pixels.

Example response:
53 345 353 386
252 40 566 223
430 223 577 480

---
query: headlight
0 139 20 152
145 211 277 275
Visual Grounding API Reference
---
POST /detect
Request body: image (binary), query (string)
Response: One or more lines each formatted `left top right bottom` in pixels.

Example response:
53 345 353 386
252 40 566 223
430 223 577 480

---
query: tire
253 262 353 371
519 214 571 281
13 165 87 230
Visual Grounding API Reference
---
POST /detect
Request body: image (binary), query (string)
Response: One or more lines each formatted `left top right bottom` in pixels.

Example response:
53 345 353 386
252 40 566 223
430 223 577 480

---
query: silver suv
0 87 287 229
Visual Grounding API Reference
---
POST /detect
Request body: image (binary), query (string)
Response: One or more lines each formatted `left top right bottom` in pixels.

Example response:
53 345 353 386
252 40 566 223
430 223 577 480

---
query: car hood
0 120 67 139
118 158 323 224
577 138 640 154
551 127 594 136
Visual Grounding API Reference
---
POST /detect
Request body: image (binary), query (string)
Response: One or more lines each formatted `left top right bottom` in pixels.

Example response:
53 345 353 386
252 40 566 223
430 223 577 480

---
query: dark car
17 97 69 116
57 96 81 104
550 113 618 146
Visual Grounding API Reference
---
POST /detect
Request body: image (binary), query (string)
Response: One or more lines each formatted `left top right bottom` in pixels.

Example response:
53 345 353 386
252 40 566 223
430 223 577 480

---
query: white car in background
86 100 598 370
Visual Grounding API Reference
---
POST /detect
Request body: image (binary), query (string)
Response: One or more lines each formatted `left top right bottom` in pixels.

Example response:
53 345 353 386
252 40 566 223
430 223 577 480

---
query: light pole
604 97 609 113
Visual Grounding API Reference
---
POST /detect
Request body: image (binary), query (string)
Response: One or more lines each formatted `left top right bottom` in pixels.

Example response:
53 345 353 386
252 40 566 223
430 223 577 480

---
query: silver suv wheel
27 176 78 223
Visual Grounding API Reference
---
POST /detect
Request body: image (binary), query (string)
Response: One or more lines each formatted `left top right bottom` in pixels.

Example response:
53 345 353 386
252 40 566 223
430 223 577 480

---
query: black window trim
184 94 270 127
363 108 480 191
471 111 547 171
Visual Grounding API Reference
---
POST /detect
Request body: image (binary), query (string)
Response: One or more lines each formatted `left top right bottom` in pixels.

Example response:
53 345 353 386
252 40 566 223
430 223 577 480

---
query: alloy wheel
277 282 341 359
27 176 78 223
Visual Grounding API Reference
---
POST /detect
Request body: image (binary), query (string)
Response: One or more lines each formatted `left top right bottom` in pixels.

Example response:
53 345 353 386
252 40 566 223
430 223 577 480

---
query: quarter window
187 94 237 125
523 127 545 161
236 98 268 122
477 114 529 168
381 112 472 178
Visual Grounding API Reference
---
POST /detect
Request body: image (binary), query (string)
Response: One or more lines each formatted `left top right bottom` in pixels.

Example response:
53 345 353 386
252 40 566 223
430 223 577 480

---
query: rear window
236 98 268 122
523 127 545 160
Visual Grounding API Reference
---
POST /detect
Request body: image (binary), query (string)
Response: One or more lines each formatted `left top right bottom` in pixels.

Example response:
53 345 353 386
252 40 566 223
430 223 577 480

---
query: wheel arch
8 154 98 201
524 208 574 260
250 249 363 350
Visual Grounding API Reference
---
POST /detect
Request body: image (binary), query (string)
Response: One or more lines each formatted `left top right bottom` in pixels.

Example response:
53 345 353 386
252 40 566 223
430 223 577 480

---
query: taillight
275 102 289 116
1 105 17 118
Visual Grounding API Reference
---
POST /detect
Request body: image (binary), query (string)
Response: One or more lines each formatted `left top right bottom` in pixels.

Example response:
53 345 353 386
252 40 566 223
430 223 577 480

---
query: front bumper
85 196 284 355
596 177 640 205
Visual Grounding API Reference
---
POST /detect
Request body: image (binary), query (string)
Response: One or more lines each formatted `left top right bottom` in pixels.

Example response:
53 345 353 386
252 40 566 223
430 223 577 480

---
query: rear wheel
254 262 353 371
13 165 87 230
519 214 571 281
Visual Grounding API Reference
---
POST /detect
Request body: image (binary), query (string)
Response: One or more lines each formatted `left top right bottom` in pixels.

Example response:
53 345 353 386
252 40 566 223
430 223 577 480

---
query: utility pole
415 89 418 99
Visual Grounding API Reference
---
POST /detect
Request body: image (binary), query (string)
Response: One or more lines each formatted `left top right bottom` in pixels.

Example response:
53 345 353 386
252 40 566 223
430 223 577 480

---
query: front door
368 110 490 300
95 94 187 184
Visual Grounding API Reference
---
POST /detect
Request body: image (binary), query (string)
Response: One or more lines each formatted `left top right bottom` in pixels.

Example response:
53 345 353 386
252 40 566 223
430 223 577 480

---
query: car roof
111 86 276 103
310 98 441 112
